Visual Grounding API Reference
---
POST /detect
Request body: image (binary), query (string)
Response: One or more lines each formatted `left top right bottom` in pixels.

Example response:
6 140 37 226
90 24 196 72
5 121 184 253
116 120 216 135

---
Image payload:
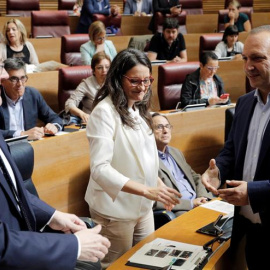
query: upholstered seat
61 34 89 66
58 0 76 10
92 14 122 35
158 62 200 110
154 11 187 34
199 33 223 60
31 10 70 38
58 66 92 111
6 0 40 17
180 0 203 15
217 7 252 32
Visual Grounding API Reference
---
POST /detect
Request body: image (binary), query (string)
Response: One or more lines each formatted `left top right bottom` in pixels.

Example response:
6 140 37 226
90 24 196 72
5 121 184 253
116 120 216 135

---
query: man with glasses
180 51 230 108
152 113 212 217
0 58 63 140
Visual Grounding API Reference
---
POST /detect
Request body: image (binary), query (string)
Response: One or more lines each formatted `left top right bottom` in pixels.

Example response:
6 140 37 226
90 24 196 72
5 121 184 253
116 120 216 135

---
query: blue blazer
216 91 270 235
0 133 78 269
78 0 111 28
123 0 152 14
0 86 63 139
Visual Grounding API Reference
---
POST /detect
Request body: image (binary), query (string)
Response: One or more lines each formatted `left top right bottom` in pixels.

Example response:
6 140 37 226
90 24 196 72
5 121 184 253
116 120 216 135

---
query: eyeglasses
155 124 173 131
206 66 219 71
8 75 28 84
95 36 106 42
123 75 154 87
95 65 110 71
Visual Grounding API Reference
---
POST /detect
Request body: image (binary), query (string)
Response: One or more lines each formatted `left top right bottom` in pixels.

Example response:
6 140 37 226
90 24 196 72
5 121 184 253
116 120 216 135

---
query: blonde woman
80 21 117 66
0 19 39 65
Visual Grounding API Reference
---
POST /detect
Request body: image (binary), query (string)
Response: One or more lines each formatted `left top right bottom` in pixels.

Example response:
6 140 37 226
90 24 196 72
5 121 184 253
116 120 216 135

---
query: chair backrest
58 65 92 111
61 34 89 66
224 0 253 9
180 0 203 15
58 0 76 10
217 7 252 32
128 34 153 52
7 0 40 17
154 11 187 34
92 14 122 32
199 33 223 60
31 10 70 38
158 62 200 110
7 141 39 197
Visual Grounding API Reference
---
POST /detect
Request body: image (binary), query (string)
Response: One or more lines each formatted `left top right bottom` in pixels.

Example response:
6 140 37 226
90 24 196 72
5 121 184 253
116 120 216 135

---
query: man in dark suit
0 58 63 140
152 113 211 216
0 63 110 270
76 0 120 33
202 25 270 270
148 0 181 33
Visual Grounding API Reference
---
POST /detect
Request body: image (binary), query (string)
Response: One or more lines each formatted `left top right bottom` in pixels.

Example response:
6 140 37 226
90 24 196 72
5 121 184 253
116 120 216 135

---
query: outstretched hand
201 159 220 196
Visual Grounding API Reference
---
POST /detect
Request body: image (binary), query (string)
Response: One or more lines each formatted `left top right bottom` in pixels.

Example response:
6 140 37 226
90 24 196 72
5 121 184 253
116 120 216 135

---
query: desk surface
107 204 230 270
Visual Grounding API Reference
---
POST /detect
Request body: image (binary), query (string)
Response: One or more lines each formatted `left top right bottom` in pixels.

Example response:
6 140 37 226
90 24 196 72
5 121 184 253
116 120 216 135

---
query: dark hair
91 51 111 71
93 48 153 129
200 51 218 66
4 58 26 73
222 25 239 43
152 112 170 123
163 17 179 31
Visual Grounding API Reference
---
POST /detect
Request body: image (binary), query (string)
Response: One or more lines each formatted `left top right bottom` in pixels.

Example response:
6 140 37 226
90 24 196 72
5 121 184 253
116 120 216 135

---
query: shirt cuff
40 210 56 232
13 130 23 138
74 234 82 259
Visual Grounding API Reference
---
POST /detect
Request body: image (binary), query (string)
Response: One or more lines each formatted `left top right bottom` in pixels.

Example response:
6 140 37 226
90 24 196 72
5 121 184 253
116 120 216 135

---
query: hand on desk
193 197 210 207
44 123 58 135
21 127 44 140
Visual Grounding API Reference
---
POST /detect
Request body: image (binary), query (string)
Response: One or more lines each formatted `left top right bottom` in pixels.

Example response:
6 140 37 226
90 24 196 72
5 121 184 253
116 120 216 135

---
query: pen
165 257 177 270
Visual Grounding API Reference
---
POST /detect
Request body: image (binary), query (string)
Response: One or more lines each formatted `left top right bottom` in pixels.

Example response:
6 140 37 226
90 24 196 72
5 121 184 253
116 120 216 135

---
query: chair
224 0 253 10
154 11 187 34
199 33 223 60
61 34 89 66
6 0 40 17
31 10 70 38
158 62 200 110
180 0 203 15
153 210 176 230
7 139 95 228
127 34 153 52
58 66 92 111
217 8 252 32
58 0 76 11
92 14 122 35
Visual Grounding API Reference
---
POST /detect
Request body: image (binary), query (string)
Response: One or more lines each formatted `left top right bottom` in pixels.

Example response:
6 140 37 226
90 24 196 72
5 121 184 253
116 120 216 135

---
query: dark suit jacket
154 146 211 216
78 0 110 29
148 0 179 32
0 133 78 269
216 90 270 242
123 0 152 14
0 86 63 139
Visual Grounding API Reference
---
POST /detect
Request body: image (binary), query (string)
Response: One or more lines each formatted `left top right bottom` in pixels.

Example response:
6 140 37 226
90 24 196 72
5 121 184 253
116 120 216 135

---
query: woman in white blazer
85 48 181 268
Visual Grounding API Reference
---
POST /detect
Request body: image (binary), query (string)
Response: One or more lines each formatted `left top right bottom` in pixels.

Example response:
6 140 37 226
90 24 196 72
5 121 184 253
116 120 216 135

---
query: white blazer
85 96 159 220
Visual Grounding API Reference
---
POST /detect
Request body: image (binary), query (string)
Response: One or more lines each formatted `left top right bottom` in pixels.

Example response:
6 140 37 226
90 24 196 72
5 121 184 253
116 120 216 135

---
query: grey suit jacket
154 146 212 216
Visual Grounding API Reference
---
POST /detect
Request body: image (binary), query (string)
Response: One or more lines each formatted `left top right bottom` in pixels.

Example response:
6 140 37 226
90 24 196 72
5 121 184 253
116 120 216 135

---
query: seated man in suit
147 17 187 63
76 0 120 33
0 58 63 140
123 0 152 16
0 61 110 270
152 113 212 216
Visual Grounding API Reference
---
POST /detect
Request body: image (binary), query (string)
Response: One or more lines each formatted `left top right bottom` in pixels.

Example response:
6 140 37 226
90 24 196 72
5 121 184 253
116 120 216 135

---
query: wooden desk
31 129 90 216
27 70 59 113
107 205 231 270
121 15 152 36
186 14 218 33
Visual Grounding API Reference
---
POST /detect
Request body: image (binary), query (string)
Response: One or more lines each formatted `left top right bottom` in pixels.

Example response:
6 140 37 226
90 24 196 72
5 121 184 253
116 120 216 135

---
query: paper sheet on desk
200 200 234 214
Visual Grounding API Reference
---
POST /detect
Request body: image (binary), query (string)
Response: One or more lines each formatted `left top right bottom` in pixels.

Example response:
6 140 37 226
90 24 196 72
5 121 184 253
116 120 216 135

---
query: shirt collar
254 89 270 105
158 146 170 160
3 88 23 106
